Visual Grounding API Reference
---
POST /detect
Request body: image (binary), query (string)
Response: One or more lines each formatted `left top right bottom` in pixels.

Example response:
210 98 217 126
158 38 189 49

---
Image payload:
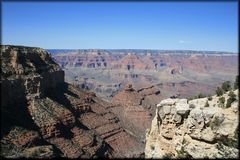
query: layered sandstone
145 90 239 159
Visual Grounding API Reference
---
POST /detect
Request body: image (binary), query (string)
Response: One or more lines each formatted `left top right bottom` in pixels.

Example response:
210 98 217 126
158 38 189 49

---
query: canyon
52 49 238 103
52 49 238 119
0 46 238 158
0 46 144 158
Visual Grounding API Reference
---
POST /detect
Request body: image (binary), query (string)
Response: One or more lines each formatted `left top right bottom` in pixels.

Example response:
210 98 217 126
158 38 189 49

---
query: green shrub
216 87 223 96
226 91 236 108
176 147 192 158
218 96 225 108
228 91 236 98
197 93 205 98
221 81 231 92
208 96 213 101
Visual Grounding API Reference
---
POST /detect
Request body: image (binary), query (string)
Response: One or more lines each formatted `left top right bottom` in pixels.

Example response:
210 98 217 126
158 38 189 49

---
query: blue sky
2 2 238 52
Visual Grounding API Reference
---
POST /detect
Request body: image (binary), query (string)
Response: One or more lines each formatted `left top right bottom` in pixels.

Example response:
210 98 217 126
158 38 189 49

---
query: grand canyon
1 1 239 159
0 45 238 158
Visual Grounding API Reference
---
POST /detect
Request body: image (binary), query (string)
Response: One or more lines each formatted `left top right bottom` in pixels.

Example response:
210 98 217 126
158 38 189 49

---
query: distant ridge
47 49 237 55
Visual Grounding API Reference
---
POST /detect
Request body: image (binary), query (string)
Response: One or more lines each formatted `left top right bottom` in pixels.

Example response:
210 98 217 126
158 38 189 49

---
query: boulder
157 98 177 107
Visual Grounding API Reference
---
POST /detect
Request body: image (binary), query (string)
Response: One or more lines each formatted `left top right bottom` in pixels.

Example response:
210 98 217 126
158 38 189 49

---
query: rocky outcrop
145 90 239 159
1 45 64 107
0 45 144 158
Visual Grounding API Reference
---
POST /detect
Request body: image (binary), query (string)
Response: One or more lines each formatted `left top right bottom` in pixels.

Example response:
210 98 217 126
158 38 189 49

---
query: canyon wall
0 45 144 158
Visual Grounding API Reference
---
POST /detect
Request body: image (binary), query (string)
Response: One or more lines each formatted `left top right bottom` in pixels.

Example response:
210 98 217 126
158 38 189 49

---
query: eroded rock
145 90 239 159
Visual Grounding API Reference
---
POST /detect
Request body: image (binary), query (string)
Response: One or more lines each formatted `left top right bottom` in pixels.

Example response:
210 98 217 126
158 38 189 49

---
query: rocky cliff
1 45 64 107
145 90 239 159
0 45 144 158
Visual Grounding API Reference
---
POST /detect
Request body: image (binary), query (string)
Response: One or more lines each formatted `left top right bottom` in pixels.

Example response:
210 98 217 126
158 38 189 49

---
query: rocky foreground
145 90 239 158
0 45 144 158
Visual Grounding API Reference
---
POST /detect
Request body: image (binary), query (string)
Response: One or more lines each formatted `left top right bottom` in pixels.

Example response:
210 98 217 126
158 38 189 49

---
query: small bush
226 91 236 108
228 91 236 98
176 147 192 158
218 96 225 108
216 87 223 96
208 96 213 101
197 93 205 98
221 81 231 92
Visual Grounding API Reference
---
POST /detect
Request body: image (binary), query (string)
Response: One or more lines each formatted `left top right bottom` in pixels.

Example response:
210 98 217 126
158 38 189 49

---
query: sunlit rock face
145 90 239 159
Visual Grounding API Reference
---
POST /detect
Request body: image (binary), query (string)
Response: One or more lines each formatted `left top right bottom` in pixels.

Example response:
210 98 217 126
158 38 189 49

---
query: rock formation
145 90 239 159
0 45 144 158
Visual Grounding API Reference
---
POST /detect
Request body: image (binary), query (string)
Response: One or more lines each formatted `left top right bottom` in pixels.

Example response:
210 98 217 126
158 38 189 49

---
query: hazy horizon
2 44 237 53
